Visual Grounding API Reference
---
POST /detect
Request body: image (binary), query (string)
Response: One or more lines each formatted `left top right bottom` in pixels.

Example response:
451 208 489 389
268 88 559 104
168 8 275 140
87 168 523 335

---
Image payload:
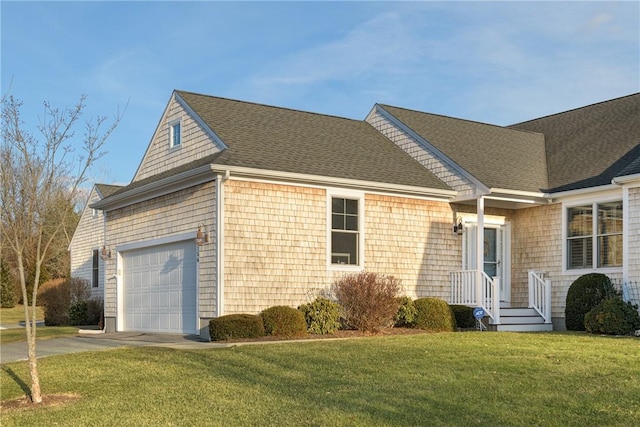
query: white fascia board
174 92 228 151
488 188 548 199
91 164 216 211
209 165 456 199
372 104 489 194
549 184 620 201
612 173 640 187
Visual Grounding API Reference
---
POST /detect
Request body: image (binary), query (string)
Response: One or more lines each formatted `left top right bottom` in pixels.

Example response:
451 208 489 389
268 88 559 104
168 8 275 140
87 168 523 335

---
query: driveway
1 331 228 364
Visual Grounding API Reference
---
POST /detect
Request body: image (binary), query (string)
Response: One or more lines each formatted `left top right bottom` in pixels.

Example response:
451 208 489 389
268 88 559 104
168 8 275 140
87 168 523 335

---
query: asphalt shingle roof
378 105 549 193
175 91 450 191
510 93 640 192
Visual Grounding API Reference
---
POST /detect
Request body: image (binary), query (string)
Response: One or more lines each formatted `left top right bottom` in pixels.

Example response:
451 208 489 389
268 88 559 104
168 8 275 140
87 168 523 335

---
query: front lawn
1 332 638 426
0 305 44 325
0 326 79 344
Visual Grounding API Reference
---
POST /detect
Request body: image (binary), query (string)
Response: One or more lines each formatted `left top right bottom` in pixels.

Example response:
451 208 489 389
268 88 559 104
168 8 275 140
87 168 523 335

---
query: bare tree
0 94 121 404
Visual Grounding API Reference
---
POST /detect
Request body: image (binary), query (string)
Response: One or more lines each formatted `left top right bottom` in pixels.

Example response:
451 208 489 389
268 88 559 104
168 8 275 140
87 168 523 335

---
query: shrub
209 314 265 341
69 301 89 326
69 277 91 304
298 297 342 334
261 305 307 338
0 259 16 308
414 297 455 332
86 297 104 326
584 298 640 335
332 272 402 333
565 273 615 331
394 296 417 327
38 278 71 326
450 305 476 329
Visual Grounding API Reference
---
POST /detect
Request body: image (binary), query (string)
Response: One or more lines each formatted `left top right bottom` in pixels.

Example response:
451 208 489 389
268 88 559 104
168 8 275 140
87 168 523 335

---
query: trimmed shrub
261 305 307 338
584 298 640 335
565 273 615 331
394 296 418 327
332 272 402 333
69 301 89 326
87 297 104 327
38 278 71 326
298 297 342 334
0 259 16 308
450 305 476 329
209 314 265 341
414 297 455 332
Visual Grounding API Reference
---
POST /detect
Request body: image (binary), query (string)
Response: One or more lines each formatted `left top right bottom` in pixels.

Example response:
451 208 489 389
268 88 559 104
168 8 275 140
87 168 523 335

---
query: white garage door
123 241 197 334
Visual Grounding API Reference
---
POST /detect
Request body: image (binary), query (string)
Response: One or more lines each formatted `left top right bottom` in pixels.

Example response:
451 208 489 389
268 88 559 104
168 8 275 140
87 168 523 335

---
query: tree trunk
18 255 43 404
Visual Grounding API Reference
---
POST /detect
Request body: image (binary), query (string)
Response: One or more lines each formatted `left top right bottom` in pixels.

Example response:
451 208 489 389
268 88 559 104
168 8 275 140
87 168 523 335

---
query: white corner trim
215 174 225 317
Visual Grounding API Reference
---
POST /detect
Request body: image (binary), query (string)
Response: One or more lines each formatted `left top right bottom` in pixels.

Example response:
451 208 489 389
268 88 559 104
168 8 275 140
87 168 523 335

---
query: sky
2 1 639 186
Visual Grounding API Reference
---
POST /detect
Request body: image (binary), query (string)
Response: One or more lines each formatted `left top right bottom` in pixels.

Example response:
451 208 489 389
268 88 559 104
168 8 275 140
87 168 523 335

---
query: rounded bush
413 297 455 332
394 296 417 327
565 273 615 331
298 297 342 334
450 305 476 329
261 306 307 338
69 301 89 326
584 298 640 335
209 314 265 341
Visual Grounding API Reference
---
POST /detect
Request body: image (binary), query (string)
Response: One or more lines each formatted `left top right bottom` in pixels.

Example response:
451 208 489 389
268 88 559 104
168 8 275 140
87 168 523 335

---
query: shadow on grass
1 366 32 400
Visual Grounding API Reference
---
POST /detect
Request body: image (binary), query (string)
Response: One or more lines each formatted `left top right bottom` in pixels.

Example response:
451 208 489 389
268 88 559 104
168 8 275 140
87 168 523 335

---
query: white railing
449 270 500 323
528 271 552 324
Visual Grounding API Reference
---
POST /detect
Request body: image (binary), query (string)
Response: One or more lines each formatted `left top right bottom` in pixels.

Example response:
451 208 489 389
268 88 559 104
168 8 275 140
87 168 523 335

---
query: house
83 90 639 338
69 184 123 299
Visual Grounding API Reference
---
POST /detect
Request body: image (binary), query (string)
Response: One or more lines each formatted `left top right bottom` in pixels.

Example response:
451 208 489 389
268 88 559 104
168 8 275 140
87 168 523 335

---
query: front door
463 224 510 302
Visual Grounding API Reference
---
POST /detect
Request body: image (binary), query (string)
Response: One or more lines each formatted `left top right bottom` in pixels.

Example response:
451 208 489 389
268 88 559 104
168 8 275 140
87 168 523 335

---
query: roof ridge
175 89 364 123
511 92 640 126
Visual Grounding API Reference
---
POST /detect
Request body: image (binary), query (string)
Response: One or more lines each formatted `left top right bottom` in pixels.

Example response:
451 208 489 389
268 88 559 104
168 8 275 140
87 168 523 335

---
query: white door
122 241 197 333
463 224 510 302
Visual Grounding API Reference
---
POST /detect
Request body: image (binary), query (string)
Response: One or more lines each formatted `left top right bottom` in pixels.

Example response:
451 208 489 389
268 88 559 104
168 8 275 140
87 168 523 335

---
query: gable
133 92 226 182
69 186 105 251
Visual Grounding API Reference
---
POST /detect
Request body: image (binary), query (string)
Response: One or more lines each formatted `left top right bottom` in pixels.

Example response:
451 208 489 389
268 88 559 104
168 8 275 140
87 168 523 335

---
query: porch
449 270 553 332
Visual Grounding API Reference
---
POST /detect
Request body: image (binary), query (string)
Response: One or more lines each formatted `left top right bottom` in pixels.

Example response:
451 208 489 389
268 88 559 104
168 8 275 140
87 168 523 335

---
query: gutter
612 173 640 186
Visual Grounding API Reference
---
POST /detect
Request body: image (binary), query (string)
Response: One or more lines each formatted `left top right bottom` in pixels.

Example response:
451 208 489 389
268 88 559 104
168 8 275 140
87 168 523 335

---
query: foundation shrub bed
450 305 476 329
414 297 455 332
565 273 616 331
394 296 417 327
333 271 402 333
261 306 307 338
298 297 342 334
584 298 640 335
209 314 265 341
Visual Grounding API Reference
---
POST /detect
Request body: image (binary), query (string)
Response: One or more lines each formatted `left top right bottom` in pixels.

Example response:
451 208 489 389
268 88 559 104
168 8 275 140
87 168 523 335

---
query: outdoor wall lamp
101 246 112 260
195 224 209 246
453 217 464 235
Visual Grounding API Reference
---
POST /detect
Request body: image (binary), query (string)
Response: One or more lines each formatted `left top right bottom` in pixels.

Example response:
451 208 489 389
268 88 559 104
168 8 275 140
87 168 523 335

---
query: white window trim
326 189 365 271
169 118 182 149
562 196 623 274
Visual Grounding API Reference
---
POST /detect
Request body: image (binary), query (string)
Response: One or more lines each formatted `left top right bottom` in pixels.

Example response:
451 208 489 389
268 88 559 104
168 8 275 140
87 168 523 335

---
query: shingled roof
174 91 450 191
377 105 549 193
510 93 640 192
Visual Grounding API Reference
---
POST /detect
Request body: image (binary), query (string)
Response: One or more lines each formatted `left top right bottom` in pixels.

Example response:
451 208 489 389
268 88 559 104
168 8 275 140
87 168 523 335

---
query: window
92 249 99 288
331 197 359 265
170 120 181 148
566 201 622 270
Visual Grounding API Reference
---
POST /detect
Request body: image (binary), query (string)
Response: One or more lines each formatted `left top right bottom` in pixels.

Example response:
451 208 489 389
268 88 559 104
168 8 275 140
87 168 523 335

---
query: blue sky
2 1 639 185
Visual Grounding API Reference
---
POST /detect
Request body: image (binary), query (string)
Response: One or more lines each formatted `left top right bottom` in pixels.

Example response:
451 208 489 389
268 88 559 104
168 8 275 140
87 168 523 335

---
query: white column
476 196 484 309
622 186 629 284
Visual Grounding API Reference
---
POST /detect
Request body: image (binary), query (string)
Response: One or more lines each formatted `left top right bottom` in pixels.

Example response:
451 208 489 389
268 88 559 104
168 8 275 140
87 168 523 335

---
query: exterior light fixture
101 246 112 260
453 217 464 235
195 224 209 246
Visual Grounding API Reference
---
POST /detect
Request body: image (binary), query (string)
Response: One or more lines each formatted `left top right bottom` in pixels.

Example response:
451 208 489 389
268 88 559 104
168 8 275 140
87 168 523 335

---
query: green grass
0 326 79 344
1 332 639 426
0 305 44 325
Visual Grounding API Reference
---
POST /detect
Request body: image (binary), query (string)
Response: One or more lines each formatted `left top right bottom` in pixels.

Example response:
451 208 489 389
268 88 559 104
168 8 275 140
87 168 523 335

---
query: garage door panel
123 241 197 334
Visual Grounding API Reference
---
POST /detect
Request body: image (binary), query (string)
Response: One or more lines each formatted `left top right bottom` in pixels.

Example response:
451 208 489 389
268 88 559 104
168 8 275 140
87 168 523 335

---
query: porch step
491 307 553 332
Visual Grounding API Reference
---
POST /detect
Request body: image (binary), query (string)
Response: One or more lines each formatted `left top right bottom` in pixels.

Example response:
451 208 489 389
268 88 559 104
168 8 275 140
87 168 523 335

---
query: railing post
528 271 534 308
544 278 552 324
493 276 500 325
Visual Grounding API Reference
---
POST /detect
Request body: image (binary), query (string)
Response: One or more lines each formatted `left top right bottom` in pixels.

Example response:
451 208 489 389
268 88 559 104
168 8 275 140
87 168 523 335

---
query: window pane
598 235 622 267
567 206 592 237
332 198 344 214
332 232 358 265
345 215 358 231
332 214 344 230
598 202 622 234
568 237 592 269
346 199 358 215
172 123 181 146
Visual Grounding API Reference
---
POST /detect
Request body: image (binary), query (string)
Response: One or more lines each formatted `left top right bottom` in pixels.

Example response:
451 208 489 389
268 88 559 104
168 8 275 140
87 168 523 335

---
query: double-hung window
330 195 362 266
92 249 99 288
566 201 622 270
